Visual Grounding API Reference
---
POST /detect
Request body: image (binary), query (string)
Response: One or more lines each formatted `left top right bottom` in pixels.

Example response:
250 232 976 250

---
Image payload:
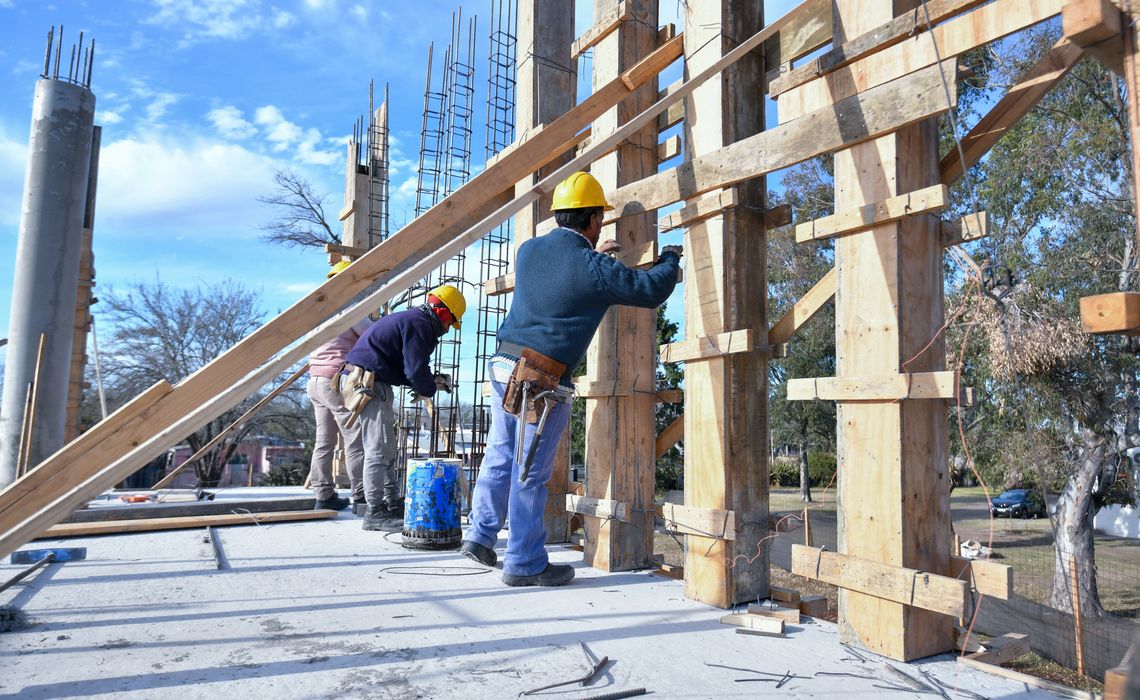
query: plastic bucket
402 458 462 550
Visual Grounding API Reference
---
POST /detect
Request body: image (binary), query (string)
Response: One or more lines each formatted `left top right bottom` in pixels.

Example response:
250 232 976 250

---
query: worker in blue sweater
342 284 467 532
461 171 682 587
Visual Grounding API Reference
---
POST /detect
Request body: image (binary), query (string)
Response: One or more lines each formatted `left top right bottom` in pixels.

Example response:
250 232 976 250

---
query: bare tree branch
258 168 338 248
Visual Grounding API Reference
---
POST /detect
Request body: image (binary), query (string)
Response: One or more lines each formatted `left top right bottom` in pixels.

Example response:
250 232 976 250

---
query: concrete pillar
0 78 96 485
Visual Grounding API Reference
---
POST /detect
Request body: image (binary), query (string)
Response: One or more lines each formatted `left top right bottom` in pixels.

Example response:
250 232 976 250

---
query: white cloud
0 0 13 8
97 135 279 232
148 0 297 44
303 0 333 9
98 110 124 125
0 132 27 226
272 9 295 28
350 4 366 20
145 92 180 121
253 105 339 166
208 105 257 139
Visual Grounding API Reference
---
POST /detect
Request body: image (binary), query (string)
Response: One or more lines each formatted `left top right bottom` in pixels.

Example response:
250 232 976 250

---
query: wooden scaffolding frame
3 0 1134 663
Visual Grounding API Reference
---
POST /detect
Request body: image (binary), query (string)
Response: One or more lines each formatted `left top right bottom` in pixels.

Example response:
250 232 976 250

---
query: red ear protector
427 294 454 328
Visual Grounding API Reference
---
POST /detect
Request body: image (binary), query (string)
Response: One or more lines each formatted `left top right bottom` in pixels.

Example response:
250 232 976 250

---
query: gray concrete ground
0 488 1070 699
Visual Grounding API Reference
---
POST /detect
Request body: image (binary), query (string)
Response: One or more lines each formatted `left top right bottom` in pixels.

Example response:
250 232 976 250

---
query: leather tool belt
502 348 568 423
333 363 377 428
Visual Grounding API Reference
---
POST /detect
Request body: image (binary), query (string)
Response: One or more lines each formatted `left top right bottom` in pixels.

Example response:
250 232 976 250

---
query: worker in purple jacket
344 284 466 532
306 260 370 511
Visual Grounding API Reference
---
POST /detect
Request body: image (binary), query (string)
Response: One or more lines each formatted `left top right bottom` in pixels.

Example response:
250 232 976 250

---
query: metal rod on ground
0 553 54 594
579 689 647 700
206 527 228 570
152 364 310 489
1070 558 1085 676
17 333 48 477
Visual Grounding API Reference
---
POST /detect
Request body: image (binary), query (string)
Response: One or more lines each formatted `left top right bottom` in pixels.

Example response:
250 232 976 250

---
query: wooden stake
17 333 48 478
1071 558 1086 676
803 506 812 546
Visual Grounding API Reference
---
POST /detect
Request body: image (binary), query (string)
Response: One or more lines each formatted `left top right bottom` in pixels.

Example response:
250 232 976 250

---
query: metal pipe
42 27 53 77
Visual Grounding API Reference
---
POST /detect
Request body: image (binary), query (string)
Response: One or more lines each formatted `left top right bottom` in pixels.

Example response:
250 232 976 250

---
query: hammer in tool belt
502 349 571 482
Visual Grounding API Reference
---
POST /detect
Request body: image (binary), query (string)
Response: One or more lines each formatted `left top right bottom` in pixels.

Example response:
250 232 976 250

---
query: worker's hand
433 373 453 393
661 244 683 260
407 389 422 403
595 239 622 255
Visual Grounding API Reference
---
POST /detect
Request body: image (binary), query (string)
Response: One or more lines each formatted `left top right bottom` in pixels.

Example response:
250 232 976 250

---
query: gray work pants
306 377 364 501
359 382 401 509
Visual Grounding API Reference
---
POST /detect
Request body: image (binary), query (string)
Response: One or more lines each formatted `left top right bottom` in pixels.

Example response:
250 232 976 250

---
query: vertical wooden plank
583 0 659 571
681 0 769 607
832 0 953 660
516 0 577 543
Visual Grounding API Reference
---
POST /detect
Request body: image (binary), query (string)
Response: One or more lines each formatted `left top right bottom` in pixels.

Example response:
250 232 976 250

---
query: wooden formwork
5 0 1135 665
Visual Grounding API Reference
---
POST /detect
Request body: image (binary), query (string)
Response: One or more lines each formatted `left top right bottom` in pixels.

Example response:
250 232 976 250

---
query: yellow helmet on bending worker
550 171 614 212
427 284 466 329
327 259 352 278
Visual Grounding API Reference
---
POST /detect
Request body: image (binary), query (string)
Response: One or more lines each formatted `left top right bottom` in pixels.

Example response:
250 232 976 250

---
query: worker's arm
401 325 438 398
588 248 681 308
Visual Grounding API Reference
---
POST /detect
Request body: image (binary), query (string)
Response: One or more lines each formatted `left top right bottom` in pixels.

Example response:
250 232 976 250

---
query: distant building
159 435 307 489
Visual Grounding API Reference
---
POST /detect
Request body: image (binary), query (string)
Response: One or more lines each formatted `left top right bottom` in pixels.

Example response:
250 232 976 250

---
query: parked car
990 489 1047 518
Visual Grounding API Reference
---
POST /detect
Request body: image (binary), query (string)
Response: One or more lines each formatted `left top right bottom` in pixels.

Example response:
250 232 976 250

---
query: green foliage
769 458 800 487
807 451 836 487
263 461 307 487
655 305 683 491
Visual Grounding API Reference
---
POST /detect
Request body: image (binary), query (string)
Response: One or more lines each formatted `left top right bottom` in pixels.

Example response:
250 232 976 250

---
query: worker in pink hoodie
306 260 371 510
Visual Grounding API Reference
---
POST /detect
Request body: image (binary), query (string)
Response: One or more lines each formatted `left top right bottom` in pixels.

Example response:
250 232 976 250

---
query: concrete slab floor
0 490 1069 699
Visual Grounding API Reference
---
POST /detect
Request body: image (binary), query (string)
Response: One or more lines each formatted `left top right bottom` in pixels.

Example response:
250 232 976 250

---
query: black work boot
314 492 350 511
362 503 390 531
460 540 497 567
377 501 405 533
502 563 574 587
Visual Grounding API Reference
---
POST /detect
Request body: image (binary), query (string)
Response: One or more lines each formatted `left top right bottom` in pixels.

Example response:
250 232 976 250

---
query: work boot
502 563 574 587
377 501 405 533
362 503 390 531
351 495 367 516
314 492 350 511
460 540 497 567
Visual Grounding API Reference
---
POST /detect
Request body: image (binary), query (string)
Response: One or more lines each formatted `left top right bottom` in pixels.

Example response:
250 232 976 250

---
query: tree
257 168 338 248
950 27 1139 618
95 277 305 487
767 158 837 502
655 305 684 491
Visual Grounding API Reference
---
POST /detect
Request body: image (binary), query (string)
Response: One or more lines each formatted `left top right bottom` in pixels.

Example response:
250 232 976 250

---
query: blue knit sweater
497 227 680 379
345 307 440 397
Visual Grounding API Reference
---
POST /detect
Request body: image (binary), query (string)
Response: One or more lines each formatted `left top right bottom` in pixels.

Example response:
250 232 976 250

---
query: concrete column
0 78 96 485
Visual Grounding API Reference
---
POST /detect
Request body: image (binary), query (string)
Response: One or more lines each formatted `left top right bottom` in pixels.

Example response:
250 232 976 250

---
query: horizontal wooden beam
770 0 988 97
763 203 793 229
768 268 837 347
608 59 957 220
950 555 1013 600
484 272 514 297
792 544 968 618
659 329 764 364
658 501 736 540
565 495 631 523
573 379 634 398
777 0 1063 123
64 497 317 523
325 242 367 258
658 190 738 233
1080 292 1140 334
940 36 1084 185
1063 0 1121 47
571 0 631 60
787 371 973 404
41 509 337 538
484 241 663 297
655 389 682 404
654 414 684 459
795 184 948 243
941 211 989 246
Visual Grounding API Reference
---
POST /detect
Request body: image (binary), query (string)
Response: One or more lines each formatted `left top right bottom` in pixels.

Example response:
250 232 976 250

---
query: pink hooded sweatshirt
309 319 372 379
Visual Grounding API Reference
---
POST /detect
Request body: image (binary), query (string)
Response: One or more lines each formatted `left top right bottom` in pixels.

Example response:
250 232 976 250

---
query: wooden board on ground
791 545 968 618
747 603 801 624
719 613 784 634
64 496 318 523
771 585 801 604
41 509 336 537
965 633 1030 665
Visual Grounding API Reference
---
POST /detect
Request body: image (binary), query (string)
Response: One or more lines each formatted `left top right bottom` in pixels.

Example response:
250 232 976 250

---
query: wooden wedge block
747 604 801 624
799 594 828 618
770 585 801 604
1104 664 1128 700
967 633 1030 666
719 613 784 634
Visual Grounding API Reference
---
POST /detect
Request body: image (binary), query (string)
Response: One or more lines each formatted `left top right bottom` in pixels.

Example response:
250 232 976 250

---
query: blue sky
0 0 800 400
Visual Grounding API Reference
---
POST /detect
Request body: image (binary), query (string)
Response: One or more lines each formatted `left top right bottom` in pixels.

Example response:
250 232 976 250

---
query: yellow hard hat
551 171 614 212
427 284 466 329
327 259 352 278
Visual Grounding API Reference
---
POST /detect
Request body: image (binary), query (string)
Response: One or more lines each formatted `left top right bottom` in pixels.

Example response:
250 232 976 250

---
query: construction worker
306 259 369 511
343 284 466 532
461 171 682 587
